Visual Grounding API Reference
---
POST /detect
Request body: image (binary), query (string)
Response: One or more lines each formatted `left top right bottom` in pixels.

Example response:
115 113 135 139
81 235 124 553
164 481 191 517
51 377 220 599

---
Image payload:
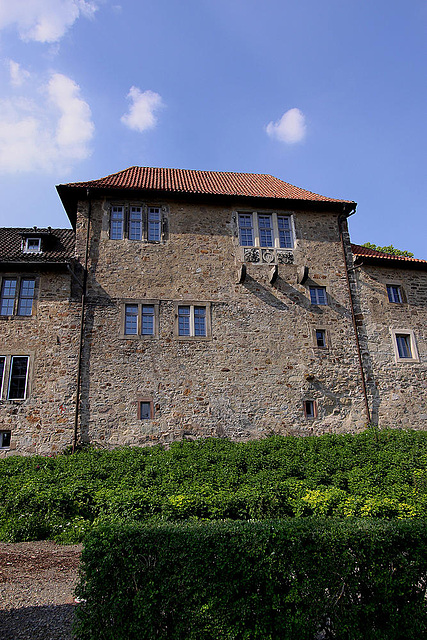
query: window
0 431 11 449
23 237 41 253
0 277 36 316
7 356 29 400
123 302 159 338
139 400 153 420
304 400 317 418
129 207 143 241
315 329 327 348
391 329 419 363
310 286 327 306
175 303 211 339
387 285 403 304
238 212 294 248
110 204 167 242
148 207 161 242
0 357 4 398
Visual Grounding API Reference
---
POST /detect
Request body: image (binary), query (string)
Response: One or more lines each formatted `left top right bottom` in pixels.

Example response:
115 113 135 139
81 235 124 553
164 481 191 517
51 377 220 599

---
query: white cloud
0 72 94 173
266 108 307 144
8 60 31 87
0 0 97 43
121 87 164 133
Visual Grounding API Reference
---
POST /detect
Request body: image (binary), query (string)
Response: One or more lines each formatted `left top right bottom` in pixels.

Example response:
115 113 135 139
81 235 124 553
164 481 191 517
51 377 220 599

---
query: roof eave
57 183 356 227
354 255 427 271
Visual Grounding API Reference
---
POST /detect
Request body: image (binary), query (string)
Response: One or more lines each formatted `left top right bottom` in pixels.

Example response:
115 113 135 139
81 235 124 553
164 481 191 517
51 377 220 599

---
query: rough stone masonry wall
74 197 367 448
0 271 80 455
356 264 427 429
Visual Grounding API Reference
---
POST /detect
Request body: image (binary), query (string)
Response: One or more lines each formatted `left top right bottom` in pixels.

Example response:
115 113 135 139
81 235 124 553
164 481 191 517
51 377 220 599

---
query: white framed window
309 286 327 306
0 431 11 449
110 203 167 242
0 356 5 398
0 277 36 316
175 302 211 339
23 237 41 253
238 212 294 249
7 356 29 400
391 329 419 363
122 301 159 338
387 285 404 304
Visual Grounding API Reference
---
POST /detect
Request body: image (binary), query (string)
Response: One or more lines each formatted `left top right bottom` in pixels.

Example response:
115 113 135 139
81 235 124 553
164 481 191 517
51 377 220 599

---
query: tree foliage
362 242 414 257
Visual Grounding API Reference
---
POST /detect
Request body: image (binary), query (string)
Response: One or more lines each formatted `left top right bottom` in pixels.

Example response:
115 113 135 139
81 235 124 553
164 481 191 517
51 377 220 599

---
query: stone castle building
0 167 426 455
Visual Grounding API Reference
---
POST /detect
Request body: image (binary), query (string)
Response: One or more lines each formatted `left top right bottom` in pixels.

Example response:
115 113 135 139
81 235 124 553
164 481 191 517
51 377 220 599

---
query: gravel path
0 541 82 640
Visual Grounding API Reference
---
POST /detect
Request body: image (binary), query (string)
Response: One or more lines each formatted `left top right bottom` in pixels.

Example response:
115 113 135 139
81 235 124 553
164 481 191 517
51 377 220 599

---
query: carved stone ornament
244 248 260 263
262 250 275 264
277 251 294 265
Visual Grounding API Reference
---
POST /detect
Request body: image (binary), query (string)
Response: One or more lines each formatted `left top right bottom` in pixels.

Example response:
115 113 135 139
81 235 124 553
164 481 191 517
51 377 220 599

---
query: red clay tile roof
0 228 74 264
60 166 353 203
351 244 427 266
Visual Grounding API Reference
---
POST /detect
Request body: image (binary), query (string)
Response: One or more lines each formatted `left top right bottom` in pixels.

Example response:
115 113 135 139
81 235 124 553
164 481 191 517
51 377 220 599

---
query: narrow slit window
8 356 29 400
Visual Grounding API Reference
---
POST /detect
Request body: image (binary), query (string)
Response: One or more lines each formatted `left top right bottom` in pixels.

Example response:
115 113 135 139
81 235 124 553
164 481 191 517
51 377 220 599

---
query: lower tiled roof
352 244 427 266
0 228 75 264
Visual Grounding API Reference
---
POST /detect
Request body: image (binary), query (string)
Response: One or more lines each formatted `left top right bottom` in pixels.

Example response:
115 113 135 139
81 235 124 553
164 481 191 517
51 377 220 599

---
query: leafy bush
74 519 427 640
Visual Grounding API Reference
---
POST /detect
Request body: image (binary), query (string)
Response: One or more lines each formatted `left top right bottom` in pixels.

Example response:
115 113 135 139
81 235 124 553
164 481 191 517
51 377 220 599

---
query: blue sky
0 0 426 257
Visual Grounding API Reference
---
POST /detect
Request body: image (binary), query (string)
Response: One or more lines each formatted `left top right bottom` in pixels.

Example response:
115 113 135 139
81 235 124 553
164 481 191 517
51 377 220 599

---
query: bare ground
0 541 82 640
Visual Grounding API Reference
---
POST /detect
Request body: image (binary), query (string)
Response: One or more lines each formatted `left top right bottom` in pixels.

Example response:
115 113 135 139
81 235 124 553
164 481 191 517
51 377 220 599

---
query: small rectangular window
24 238 41 253
8 356 29 400
391 329 419 363
316 329 326 348
122 301 159 338
396 334 412 359
0 431 11 449
0 278 17 315
310 287 327 306
304 400 317 418
238 214 255 247
139 401 153 420
387 285 403 304
129 207 143 241
148 207 161 242
110 206 124 240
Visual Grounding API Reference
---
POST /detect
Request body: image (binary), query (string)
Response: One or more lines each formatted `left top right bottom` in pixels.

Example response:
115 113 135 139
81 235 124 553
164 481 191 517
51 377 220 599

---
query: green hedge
2 431 427 542
74 519 427 640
